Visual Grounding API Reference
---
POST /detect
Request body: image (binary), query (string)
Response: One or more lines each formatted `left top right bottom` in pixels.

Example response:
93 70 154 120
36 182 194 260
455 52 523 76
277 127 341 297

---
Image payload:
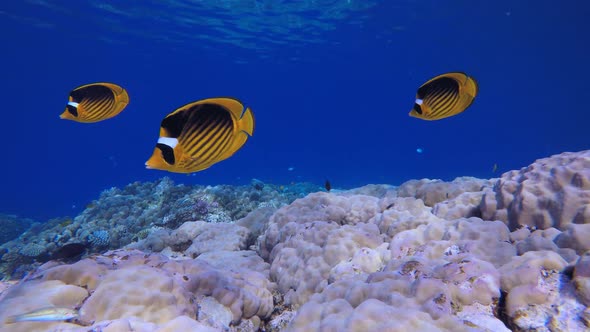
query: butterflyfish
145 97 254 173
60 82 129 122
409 72 478 120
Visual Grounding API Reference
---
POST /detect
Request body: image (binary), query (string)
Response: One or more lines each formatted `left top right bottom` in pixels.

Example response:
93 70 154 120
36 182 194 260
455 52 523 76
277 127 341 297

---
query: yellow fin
215 107 254 161
238 107 255 136
462 76 478 99
199 97 245 120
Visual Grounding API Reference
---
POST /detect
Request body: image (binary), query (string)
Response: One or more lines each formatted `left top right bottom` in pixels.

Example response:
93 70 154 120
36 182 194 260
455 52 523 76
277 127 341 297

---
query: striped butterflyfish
145 97 255 173
409 72 478 121
60 82 129 123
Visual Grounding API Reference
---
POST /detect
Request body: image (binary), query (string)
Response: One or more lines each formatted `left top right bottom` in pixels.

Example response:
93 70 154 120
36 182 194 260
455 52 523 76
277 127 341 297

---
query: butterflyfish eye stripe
195 124 232 163
156 143 175 165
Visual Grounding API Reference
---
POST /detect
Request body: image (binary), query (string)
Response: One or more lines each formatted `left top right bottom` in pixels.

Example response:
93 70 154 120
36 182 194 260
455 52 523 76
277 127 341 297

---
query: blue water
1 0 589 221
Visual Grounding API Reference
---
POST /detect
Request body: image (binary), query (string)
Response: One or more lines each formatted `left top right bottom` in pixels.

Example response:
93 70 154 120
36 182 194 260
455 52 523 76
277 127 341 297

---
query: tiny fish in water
325 180 332 192
5 307 78 324
146 97 254 173
409 72 478 121
492 163 498 173
60 82 129 123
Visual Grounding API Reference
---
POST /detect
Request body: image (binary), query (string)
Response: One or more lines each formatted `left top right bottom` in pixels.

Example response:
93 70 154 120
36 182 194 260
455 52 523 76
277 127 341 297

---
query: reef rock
481 150 590 231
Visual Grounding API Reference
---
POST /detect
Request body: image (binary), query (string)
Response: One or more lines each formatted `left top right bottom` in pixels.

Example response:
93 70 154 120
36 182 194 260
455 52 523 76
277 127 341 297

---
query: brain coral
397 177 494 207
258 193 385 307
79 265 195 324
258 192 381 261
480 150 590 230
24 249 275 330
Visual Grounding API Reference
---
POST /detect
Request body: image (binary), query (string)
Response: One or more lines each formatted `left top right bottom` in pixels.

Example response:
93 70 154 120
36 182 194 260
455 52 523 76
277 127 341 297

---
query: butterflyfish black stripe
181 105 226 146
194 125 233 163
82 96 103 113
188 118 232 158
186 125 221 156
184 107 232 152
430 92 458 117
434 98 457 117
431 88 455 111
87 98 113 118
185 136 229 169
86 98 113 120
429 82 459 116
84 94 111 113
161 111 190 138
212 130 236 160
429 78 458 103
188 128 232 168
187 118 232 160
428 87 452 110
183 110 228 152
425 86 445 109
210 128 234 157
177 111 209 146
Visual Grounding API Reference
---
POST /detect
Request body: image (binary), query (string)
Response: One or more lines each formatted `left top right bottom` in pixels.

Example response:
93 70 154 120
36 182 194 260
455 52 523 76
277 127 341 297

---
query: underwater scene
1 0 589 331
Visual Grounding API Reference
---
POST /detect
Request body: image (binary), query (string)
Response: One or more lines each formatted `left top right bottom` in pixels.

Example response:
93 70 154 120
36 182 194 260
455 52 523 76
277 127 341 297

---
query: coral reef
0 179 321 279
0 150 589 331
0 214 35 246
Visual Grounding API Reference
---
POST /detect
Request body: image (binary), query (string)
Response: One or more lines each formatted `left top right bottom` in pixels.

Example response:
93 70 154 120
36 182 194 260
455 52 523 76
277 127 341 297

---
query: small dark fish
409 72 478 121
50 243 88 262
324 180 332 192
146 97 255 173
492 163 498 173
60 82 130 123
